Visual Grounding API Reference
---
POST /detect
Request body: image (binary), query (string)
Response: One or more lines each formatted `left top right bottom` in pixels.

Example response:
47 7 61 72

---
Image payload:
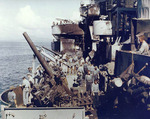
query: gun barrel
23 32 54 78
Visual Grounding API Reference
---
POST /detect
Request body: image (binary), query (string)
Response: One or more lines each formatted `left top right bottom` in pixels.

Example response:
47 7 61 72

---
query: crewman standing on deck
136 32 149 55
77 64 84 86
93 66 100 81
85 70 93 95
69 57 73 74
88 63 95 75
22 77 30 106
27 73 34 88
80 57 84 65
73 55 78 74
92 79 100 108
83 61 88 75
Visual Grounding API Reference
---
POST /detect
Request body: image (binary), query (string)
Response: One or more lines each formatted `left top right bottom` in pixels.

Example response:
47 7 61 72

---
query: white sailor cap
136 32 145 37
136 31 149 37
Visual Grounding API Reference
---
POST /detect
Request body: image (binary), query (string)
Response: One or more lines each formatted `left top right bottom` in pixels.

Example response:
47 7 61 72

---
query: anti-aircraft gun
23 32 93 110
23 32 71 107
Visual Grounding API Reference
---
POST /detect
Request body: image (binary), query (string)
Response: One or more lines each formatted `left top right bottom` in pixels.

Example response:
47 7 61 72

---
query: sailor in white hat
22 76 30 106
136 32 149 55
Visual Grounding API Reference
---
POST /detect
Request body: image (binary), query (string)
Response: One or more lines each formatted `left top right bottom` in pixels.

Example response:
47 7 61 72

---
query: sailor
85 70 93 95
74 55 78 62
78 64 84 74
62 53 67 62
77 64 84 85
27 73 34 104
73 55 78 74
136 32 149 55
61 61 68 74
28 67 32 73
69 57 73 74
8 86 17 107
83 62 88 75
91 79 100 108
58 60 62 67
48 60 55 66
22 77 30 106
88 63 95 75
55 55 59 65
35 65 43 83
27 73 34 88
80 57 84 65
93 66 100 81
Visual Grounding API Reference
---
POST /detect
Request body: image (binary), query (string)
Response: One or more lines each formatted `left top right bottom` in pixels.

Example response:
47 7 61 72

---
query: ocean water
0 41 51 118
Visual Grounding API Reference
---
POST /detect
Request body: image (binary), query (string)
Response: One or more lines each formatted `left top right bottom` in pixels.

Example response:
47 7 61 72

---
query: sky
0 0 81 42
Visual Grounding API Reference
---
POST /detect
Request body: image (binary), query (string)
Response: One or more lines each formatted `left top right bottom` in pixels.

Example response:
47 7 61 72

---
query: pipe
42 46 61 57
40 51 56 62
23 32 54 78
42 47 71 67
137 63 148 74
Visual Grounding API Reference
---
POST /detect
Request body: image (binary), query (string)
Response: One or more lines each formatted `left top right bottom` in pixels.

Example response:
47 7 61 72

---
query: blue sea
0 41 51 118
